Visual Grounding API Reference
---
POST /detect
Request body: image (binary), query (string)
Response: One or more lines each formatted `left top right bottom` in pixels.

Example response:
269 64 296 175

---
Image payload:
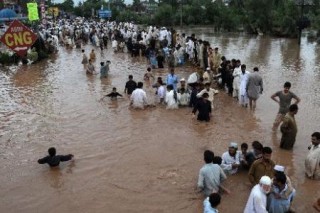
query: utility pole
171 0 174 28
298 0 304 45
81 0 84 17
180 0 182 27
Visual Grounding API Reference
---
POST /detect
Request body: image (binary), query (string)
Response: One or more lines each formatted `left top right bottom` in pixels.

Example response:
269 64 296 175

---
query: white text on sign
10 27 23 33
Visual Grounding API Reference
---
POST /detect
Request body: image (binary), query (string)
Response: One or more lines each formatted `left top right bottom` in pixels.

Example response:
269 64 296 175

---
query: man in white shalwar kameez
305 132 320 180
165 85 178 109
239 64 250 107
177 88 190 106
156 83 166 104
232 60 241 98
130 82 148 109
197 83 219 109
173 47 180 66
94 34 99 47
167 30 172 47
159 27 168 41
112 39 118 52
51 34 59 51
203 67 212 84
186 38 194 60
244 176 272 213
221 142 241 175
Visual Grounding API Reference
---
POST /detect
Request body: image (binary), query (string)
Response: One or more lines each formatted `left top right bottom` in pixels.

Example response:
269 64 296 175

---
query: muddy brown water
1 29 320 213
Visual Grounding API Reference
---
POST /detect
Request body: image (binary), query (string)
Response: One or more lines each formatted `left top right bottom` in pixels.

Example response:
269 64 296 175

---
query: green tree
153 4 174 26
242 0 274 33
116 9 139 22
112 0 126 10
132 0 143 12
73 1 84 17
271 0 299 36
59 0 74 12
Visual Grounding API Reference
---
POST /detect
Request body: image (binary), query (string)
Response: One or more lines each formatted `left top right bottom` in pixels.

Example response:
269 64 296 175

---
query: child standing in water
144 67 154 81
105 87 123 100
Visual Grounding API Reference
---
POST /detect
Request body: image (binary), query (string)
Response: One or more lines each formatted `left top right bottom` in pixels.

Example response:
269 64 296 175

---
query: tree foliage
49 0 320 37
55 0 74 13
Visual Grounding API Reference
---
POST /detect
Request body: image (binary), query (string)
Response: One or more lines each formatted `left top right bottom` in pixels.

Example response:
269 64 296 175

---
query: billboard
47 7 59 17
98 10 111 18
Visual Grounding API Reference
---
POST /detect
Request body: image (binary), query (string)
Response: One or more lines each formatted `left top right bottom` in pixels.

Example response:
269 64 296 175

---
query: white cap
274 165 285 172
229 142 238 149
206 67 211 71
180 78 186 82
259 176 272 185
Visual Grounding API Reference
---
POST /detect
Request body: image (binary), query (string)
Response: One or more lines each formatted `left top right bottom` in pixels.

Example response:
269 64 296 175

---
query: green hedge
0 52 20 65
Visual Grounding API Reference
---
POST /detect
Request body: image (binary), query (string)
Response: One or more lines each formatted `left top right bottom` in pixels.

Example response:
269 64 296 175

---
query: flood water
1 28 320 213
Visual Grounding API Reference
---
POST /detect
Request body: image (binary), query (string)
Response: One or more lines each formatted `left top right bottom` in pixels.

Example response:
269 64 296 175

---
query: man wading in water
192 93 212 122
38 147 74 167
280 104 298 150
271 82 300 131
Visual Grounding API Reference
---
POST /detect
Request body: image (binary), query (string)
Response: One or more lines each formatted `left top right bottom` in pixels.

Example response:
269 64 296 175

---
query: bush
27 50 39 62
38 50 49 60
0 52 20 65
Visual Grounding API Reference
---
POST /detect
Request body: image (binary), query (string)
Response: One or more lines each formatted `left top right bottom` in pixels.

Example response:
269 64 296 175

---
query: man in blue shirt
197 150 227 196
267 172 295 213
166 68 179 91
203 193 221 213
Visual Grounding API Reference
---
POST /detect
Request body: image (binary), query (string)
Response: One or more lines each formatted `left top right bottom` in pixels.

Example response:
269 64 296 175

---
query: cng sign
0 20 38 57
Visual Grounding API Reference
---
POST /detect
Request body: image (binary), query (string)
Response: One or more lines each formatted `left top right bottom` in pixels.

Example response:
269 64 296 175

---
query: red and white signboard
0 20 38 57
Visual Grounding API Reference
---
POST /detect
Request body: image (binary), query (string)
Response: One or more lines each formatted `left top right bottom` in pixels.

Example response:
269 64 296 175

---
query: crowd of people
198 132 320 213
36 18 320 212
